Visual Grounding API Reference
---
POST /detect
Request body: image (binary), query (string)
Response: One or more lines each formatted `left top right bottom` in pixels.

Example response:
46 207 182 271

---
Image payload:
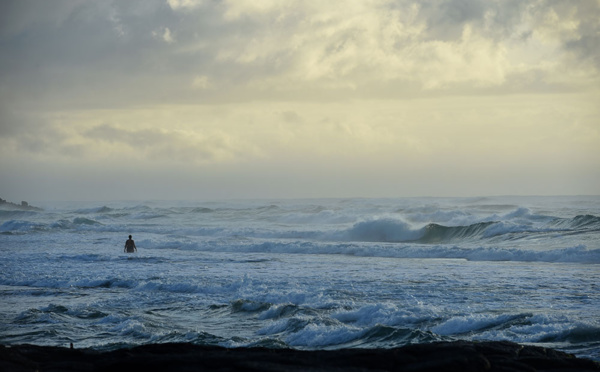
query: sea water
1 196 599 360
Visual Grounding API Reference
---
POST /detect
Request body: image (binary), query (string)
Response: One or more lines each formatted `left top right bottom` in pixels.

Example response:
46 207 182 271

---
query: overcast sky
1 0 599 201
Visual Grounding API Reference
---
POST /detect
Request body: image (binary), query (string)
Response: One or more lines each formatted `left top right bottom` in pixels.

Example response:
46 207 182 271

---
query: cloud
0 107 87 161
0 0 85 39
174 0 599 97
153 27 175 43
280 111 303 125
1 0 598 112
192 75 210 89
559 3 600 69
1 93 598 200
84 123 236 164
1 0 598 200
167 0 204 11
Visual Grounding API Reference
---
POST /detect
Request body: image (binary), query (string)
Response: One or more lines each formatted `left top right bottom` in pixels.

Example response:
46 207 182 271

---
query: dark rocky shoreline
1 341 598 372
0 198 42 211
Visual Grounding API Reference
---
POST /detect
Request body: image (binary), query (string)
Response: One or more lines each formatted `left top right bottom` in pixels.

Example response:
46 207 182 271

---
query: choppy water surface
1 196 599 360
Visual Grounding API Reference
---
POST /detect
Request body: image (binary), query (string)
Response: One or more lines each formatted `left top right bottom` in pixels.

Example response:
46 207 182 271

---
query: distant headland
0 197 42 211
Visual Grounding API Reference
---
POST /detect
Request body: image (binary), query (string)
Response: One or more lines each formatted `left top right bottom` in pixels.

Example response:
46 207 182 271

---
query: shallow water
1 196 599 360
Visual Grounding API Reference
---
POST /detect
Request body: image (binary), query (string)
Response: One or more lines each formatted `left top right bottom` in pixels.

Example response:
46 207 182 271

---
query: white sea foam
1 196 599 359
143 240 600 263
432 313 527 335
285 322 363 348
343 303 435 326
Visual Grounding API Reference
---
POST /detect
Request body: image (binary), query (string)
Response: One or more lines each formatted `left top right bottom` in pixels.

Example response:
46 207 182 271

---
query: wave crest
346 219 423 242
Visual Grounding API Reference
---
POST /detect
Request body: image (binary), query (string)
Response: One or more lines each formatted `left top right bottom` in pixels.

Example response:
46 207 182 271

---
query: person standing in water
124 235 137 253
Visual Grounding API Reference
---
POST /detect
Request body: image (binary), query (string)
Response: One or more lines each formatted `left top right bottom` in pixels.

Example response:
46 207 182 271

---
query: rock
0 198 42 211
0 341 598 372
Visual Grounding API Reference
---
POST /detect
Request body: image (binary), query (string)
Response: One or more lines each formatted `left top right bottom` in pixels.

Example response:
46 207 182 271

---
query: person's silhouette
124 235 137 253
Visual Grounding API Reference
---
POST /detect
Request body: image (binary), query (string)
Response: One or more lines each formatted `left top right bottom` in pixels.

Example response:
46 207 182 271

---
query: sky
1 0 599 201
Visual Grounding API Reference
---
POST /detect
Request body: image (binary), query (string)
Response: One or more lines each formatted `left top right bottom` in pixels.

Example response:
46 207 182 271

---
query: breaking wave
341 214 600 244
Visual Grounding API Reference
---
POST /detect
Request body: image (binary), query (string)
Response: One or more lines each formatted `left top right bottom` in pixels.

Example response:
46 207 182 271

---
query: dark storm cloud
1 0 598 113
0 0 598 202
420 0 488 40
0 0 211 109
0 0 84 39
560 2 600 69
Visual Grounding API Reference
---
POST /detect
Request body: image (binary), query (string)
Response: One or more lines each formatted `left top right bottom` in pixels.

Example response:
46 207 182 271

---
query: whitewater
1 196 599 360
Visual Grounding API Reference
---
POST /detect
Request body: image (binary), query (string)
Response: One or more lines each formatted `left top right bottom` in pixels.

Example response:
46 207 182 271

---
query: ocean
1 196 599 361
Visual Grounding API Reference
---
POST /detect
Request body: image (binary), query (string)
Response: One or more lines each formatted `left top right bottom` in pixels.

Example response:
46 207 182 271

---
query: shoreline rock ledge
1 340 599 372
0 198 42 211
